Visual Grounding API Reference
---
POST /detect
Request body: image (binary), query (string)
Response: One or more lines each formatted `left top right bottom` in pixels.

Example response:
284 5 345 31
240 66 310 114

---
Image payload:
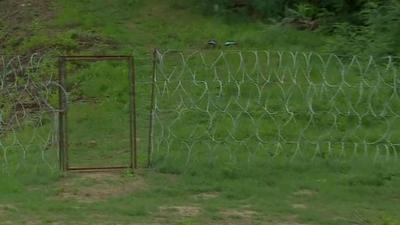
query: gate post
128 56 137 169
147 49 159 168
58 56 68 171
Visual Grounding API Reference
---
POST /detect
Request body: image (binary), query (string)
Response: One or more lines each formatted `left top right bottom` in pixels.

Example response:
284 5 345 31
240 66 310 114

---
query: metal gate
58 56 137 172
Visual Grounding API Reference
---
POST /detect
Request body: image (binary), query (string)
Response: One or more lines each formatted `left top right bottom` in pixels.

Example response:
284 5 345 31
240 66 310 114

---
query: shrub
327 0 400 57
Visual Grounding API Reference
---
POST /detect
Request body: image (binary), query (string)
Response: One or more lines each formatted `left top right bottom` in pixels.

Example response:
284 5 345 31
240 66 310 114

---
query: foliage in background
192 0 400 57
328 0 400 56
194 0 366 21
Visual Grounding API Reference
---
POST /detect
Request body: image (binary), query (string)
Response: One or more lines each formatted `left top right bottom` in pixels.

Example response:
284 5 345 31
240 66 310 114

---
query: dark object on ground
208 39 217 48
224 41 237 47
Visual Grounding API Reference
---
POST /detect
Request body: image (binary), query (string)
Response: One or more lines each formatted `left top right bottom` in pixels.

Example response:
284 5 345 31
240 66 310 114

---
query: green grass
1 0 400 224
65 62 132 167
1 159 400 224
53 0 326 54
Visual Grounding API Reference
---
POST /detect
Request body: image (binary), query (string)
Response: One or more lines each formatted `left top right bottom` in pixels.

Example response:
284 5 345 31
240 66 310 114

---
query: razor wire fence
147 50 400 167
1 50 400 173
0 54 59 173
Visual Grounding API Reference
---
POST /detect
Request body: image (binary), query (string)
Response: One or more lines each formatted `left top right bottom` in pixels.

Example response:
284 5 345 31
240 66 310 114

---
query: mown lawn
1 159 400 225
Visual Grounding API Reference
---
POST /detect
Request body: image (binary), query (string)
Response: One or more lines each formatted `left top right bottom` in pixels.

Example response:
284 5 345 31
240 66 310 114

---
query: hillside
1 0 327 55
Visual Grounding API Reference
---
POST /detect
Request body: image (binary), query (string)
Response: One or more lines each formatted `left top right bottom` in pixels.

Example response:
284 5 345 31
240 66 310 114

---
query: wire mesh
1 50 400 173
148 50 400 167
0 54 59 173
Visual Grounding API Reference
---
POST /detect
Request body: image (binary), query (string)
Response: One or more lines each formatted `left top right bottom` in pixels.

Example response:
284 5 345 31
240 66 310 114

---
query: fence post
147 49 159 167
58 56 67 171
128 56 137 169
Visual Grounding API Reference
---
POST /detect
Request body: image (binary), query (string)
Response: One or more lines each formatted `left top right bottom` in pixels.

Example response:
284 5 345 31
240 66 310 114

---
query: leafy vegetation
328 0 400 56
194 0 366 21
193 0 400 56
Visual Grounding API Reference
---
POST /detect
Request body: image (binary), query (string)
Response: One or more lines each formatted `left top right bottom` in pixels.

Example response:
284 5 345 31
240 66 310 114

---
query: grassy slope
1 0 400 225
55 0 325 53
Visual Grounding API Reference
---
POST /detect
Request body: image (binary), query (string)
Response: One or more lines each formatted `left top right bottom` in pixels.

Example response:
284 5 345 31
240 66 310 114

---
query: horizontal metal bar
67 166 130 171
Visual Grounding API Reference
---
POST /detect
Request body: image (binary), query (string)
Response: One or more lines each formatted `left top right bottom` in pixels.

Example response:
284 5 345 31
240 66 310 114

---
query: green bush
328 0 400 56
194 0 367 21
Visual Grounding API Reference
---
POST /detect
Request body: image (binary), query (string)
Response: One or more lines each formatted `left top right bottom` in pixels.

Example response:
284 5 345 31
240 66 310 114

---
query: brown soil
0 204 17 222
0 0 118 54
155 205 202 224
56 171 146 203
193 192 220 200
218 208 258 225
159 205 202 217
0 0 55 52
291 203 307 209
293 189 317 197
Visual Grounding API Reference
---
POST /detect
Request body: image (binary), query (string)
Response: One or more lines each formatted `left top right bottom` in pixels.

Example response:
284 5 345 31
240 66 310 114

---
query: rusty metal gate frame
58 55 137 172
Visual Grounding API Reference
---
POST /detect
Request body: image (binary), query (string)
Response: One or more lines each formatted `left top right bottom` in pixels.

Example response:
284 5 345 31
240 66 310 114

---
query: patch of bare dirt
0 0 55 27
193 192 220 200
0 0 118 54
0 0 55 51
0 204 17 215
218 208 258 225
0 204 19 225
277 215 309 225
293 189 317 197
155 205 201 224
56 172 146 203
159 205 201 217
291 203 307 209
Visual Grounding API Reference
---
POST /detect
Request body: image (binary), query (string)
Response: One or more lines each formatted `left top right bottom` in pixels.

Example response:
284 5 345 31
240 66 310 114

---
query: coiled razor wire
147 50 400 166
1 51 400 173
0 54 60 173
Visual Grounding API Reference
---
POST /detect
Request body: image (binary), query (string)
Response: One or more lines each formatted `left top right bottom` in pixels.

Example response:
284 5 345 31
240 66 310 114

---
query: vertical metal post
128 56 137 169
58 57 67 171
147 49 158 167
